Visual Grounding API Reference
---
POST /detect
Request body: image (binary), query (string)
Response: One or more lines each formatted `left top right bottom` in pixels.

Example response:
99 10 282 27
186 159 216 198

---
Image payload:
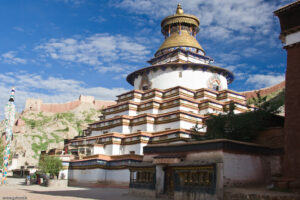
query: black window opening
212 82 220 91
142 85 149 90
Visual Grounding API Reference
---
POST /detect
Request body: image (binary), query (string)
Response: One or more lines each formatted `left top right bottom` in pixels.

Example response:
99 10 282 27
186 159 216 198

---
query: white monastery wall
185 150 276 186
106 106 199 119
223 152 270 186
122 143 146 155
104 144 121 155
93 146 104 154
68 168 130 185
133 68 228 90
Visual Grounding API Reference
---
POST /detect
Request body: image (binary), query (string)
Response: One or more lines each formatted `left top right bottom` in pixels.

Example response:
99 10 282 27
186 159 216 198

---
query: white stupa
67 4 250 186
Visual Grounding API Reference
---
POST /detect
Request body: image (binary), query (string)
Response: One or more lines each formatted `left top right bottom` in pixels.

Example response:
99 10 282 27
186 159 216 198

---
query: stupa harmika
66 4 251 185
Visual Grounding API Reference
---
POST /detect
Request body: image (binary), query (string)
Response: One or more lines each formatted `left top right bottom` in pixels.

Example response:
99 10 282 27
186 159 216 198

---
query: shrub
38 155 63 179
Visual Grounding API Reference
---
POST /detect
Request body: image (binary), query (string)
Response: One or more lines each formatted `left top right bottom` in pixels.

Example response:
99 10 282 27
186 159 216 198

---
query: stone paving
0 178 159 200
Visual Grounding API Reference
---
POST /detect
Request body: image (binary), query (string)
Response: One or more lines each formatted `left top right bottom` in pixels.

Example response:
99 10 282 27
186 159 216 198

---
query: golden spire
156 4 204 56
176 3 184 14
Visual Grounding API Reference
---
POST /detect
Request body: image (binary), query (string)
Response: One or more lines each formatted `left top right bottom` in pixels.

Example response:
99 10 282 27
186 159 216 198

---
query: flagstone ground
0 178 160 200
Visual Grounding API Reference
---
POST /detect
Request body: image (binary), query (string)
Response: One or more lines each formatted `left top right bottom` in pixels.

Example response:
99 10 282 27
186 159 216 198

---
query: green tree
38 155 63 179
193 92 283 142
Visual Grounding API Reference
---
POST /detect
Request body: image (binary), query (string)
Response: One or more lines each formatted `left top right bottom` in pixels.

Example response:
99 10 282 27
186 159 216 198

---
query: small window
130 151 135 155
212 81 220 91
142 86 148 90
86 149 91 156
179 72 182 78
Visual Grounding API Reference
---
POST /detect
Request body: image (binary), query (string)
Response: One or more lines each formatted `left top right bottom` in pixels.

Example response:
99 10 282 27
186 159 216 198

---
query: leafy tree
38 155 63 179
192 92 284 142
191 121 207 140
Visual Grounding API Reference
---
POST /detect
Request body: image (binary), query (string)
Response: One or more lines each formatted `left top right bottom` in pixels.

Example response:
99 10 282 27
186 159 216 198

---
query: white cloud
58 0 85 5
95 64 137 74
13 27 24 32
1 51 27 65
35 33 151 66
113 0 290 41
216 52 240 64
241 47 259 57
90 16 106 23
0 72 128 119
246 74 285 89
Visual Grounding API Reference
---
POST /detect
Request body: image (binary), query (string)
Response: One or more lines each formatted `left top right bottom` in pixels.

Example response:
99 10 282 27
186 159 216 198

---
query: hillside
0 96 115 169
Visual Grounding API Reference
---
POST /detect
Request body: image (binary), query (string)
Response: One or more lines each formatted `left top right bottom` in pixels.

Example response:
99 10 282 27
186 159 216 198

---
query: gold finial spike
176 3 184 14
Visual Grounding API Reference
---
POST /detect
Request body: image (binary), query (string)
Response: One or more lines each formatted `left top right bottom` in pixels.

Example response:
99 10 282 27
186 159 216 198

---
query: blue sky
0 0 293 115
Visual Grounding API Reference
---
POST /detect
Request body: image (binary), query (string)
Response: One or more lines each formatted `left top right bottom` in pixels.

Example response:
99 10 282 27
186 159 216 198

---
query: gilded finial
176 3 184 14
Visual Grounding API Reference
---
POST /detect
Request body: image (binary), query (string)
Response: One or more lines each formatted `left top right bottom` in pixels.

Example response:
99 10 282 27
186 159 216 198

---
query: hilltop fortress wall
24 95 115 113
241 81 285 100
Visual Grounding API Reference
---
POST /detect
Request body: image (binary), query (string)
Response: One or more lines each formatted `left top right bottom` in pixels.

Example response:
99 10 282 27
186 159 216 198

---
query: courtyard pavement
0 177 161 200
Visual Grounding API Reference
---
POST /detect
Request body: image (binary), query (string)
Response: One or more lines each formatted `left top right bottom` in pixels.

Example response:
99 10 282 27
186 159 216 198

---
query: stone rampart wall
241 81 285 100
24 96 115 113
41 100 81 113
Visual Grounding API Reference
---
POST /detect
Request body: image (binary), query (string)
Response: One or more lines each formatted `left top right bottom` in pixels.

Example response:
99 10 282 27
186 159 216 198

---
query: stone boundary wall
94 100 116 109
25 95 115 113
41 100 81 113
241 81 285 100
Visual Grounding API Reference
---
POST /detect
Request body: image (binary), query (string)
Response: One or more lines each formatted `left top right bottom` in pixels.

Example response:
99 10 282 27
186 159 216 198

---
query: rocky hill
0 96 115 169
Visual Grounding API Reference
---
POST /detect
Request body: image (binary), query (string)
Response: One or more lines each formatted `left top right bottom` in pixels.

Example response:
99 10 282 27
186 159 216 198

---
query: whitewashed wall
68 168 130 185
122 143 147 155
104 144 121 155
185 150 278 186
223 152 267 186
133 68 228 90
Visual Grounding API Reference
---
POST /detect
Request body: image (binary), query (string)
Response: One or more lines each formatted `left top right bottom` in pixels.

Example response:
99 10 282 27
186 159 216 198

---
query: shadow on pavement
22 187 158 200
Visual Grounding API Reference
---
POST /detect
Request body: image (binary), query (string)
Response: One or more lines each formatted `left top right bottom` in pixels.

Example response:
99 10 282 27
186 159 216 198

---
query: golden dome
161 4 200 29
156 4 204 55
156 30 204 53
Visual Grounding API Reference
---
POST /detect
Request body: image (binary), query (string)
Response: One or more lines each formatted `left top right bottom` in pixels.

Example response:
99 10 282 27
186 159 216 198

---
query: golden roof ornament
156 4 204 55
176 3 184 14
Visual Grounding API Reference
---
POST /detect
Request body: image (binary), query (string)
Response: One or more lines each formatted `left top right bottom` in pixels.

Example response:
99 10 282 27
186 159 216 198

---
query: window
212 81 220 91
179 71 182 78
130 151 135 155
142 85 149 90
86 148 91 156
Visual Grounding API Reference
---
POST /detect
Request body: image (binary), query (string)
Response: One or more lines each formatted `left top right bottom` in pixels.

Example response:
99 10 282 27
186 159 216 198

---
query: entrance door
163 167 174 196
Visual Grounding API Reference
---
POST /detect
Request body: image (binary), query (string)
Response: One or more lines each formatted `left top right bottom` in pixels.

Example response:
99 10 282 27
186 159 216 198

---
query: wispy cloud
113 0 285 41
90 16 106 23
57 0 86 5
246 74 285 89
0 72 128 119
0 51 27 65
13 27 24 32
35 33 151 66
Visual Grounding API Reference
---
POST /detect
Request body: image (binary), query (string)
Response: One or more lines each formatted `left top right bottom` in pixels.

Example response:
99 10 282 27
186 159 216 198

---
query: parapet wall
40 100 82 113
24 95 115 113
241 81 285 100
